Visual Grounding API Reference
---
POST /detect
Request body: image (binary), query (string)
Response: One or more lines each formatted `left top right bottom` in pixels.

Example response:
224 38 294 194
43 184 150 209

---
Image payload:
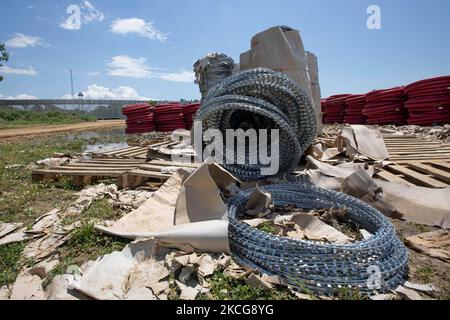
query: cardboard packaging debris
376 180 450 228
405 230 450 262
96 161 235 253
338 125 389 161
239 26 321 133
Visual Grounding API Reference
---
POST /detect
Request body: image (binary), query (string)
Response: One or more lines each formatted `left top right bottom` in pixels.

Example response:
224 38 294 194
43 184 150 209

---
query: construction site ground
0 126 448 300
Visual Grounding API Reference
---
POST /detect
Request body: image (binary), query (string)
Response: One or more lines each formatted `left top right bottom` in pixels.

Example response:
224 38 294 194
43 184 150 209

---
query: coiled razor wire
227 183 409 295
193 68 317 181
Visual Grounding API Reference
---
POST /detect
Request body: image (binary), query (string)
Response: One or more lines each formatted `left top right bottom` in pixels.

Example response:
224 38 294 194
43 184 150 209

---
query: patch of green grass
0 242 25 286
197 272 297 300
256 222 278 235
0 136 88 224
416 266 435 283
65 222 128 259
337 287 365 300
0 109 96 129
62 198 123 226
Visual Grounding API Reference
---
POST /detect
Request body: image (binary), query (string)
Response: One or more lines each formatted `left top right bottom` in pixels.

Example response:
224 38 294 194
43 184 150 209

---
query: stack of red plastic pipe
183 103 201 130
344 94 366 124
322 94 350 124
363 87 408 125
404 76 450 125
122 103 155 134
153 104 186 132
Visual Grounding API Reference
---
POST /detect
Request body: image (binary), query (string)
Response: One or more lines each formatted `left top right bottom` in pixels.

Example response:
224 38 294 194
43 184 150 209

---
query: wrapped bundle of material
193 53 235 99
364 87 407 125
306 51 323 133
405 76 450 125
122 103 155 134
194 68 317 181
183 103 201 130
344 94 367 124
154 104 186 132
240 26 318 132
322 94 350 124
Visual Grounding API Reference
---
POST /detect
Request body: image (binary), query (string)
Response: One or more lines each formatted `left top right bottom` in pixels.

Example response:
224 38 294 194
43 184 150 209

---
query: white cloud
0 66 38 76
87 71 100 76
5 33 44 48
0 94 37 100
158 70 195 83
107 55 152 79
111 18 168 42
82 1 104 23
62 84 149 100
107 55 194 83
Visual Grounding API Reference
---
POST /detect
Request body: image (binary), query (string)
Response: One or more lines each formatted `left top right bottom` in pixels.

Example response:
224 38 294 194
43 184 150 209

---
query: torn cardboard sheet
342 170 399 218
291 213 352 243
0 222 22 238
376 180 450 228
0 228 30 246
395 285 423 300
405 230 450 262
65 184 119 216
244 186 273 217
295 156 374 190
338 125 389 161
96 163 233 253
46 274 86 300
9 270 46 300
404 281 437 292
95 171 189 238
36 157 71 168
175 162 231 225
73 239 168 300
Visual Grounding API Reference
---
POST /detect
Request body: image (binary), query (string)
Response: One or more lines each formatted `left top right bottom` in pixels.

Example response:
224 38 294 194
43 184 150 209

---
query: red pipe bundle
363 87 407 125
344 94 366 124
183 103 201 130
404 76 450 125
322 94 350 124
153 104 186 132
122 103 155 134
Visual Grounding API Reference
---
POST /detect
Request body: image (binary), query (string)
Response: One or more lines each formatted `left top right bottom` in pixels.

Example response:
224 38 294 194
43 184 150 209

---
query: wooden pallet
376 160 450 188
32 158 200 189
92 146 149 160
31 158 146 188
383 135 450 162
126 160 200 188
91 140 177 160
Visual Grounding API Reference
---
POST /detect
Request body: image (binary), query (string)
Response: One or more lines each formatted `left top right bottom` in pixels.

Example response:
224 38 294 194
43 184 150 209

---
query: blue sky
0 0 449 101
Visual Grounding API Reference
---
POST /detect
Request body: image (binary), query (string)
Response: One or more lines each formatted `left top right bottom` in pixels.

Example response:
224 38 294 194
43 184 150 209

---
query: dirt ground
0 120 125 140
0 127 448 300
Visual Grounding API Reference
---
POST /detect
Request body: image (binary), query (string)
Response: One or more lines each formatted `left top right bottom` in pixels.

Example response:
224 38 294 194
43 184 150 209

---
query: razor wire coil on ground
193 68 317 181
227 183 409 295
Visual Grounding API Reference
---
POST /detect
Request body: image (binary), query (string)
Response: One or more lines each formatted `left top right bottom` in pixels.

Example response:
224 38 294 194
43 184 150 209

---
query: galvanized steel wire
193 68 317 181
227 183 409 295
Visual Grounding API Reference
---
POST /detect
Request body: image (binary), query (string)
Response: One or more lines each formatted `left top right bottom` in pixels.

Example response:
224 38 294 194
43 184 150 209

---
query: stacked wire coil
227 183 409 295
193 68 317 181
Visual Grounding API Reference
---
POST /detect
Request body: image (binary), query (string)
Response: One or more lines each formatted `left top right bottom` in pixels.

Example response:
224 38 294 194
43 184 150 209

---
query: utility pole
70 70 74 98
70 70 75 111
